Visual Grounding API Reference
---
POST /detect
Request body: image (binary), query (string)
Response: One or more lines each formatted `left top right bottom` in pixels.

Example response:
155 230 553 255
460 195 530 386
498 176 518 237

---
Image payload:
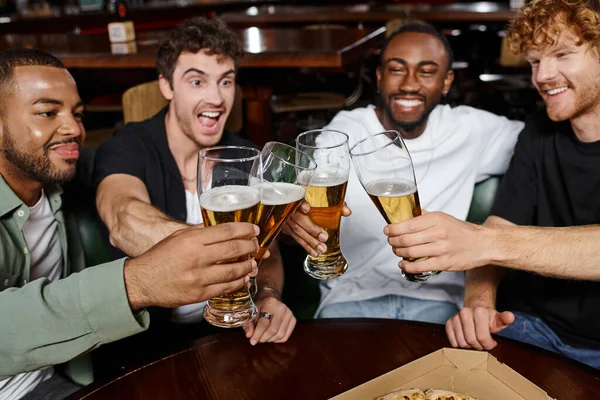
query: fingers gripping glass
248 142 317 296
350 130 440 282
197 146 261 328
296 129 351 280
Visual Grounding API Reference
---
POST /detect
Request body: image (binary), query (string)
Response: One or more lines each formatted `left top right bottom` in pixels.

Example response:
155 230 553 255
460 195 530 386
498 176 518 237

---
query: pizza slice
423 389 478 400
374 388 426 400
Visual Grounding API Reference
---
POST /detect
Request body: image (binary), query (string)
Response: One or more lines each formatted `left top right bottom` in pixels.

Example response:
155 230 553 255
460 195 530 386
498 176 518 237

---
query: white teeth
200 111 220 118
547 87 568 95
395 99 423 107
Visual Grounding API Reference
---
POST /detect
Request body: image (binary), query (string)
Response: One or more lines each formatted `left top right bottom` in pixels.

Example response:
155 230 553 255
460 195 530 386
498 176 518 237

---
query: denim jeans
498 311 600 370
318 294 459 325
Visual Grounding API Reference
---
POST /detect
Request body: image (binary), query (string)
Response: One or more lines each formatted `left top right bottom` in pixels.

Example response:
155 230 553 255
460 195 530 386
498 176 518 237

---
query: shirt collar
0 173 23 217
0 173 63 217
152 106 234 180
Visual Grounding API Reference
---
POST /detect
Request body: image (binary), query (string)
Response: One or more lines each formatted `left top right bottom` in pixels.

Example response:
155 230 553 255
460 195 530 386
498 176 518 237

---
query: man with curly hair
94 18 295 348
383 0 600 368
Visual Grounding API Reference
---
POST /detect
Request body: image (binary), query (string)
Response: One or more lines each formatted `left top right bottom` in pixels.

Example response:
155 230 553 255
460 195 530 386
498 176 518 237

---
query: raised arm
0 258 149 379
1 222 260 378
386 212 600 280
483 221 600 280
96 174 188 257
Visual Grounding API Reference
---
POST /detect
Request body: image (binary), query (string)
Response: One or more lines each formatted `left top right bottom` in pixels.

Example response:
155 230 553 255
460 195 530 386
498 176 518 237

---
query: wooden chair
121 80 244 133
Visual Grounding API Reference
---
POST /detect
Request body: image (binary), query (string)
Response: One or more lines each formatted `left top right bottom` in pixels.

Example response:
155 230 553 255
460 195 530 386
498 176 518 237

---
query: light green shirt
0 174 149 379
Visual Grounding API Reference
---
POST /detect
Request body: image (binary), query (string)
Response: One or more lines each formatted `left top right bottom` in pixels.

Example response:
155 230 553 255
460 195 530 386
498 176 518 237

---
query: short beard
379 91 441 133
1 124 77 184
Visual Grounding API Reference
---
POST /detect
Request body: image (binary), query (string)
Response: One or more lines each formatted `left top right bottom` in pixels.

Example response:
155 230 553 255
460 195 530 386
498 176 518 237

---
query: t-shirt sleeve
92 126 147 189
489 120 538 225
465 107 525 181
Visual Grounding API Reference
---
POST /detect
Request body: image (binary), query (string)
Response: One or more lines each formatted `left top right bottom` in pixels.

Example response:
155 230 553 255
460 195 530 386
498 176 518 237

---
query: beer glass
350 130 440 282
198 146 261 328
249 142 317 295
296 129 350 280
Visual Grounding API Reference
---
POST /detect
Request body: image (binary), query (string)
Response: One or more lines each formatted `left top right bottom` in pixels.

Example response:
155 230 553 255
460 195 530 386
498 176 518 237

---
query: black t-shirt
491 108 600 349
93 106 255 260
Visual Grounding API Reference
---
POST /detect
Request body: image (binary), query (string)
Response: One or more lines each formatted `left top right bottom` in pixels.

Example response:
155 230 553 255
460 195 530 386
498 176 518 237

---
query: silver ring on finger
260 311 272 320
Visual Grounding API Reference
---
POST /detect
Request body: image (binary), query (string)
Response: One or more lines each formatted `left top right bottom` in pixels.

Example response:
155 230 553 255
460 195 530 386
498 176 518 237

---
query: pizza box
331 348 555 400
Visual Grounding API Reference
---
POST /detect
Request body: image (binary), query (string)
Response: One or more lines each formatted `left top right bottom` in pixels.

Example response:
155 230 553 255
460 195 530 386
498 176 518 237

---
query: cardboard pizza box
331 348 555 400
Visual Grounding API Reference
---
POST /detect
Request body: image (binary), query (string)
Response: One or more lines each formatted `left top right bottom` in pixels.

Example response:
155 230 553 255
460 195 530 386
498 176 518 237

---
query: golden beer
253 182 306 261
199 185 260 326
365 178 422 224
301 169 349 279
365 178 435 282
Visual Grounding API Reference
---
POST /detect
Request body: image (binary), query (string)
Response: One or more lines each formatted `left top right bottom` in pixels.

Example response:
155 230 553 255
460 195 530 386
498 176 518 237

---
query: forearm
486 224 600 280
256 241 284 297
462 215 509 307
464 266 505 308
0 260 149 378
104 198 188 257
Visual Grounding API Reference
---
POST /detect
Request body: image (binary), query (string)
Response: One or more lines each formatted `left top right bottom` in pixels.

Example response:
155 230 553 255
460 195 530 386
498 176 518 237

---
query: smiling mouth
545 86 569 96
198 110 224 131
200 111 222 118
49 142 80 159
394 99 424 107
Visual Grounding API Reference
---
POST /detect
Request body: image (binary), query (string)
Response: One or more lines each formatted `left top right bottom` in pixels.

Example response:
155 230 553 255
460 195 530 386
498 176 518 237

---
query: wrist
464 267 502 309
123 258 151 311
256 286 281 301
464 294 495 309
480 224 503 266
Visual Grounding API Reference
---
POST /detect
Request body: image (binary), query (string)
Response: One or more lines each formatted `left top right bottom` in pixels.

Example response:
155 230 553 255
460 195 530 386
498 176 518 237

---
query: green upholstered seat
466 176 501 224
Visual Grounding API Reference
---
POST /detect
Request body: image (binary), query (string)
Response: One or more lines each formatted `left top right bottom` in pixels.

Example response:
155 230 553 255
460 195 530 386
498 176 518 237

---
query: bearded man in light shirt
288 22 524 323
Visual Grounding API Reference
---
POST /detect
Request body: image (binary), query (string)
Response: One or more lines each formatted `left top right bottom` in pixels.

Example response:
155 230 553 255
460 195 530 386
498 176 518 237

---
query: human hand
282 201 351 256
124 222 260 310
384 211 491 273
243 288 296 346
445 307 515 350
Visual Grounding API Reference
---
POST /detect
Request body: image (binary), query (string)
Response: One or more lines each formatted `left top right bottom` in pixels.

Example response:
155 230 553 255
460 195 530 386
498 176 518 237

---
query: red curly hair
507 0 600 55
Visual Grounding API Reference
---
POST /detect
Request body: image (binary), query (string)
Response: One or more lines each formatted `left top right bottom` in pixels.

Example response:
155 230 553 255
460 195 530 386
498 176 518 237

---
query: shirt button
17 210 24 217
3 279 7 287
23 247 28 254
23 279 27 284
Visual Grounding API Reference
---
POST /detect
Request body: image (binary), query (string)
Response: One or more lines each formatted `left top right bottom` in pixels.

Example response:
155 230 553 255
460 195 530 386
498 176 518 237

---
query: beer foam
299 167 349 187
365 178 417 197
260 182 306 205
200 185 260 212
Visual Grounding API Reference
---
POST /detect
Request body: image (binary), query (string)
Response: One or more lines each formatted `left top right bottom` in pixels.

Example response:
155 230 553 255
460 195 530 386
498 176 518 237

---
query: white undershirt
170 190 207 324
0 190 63 400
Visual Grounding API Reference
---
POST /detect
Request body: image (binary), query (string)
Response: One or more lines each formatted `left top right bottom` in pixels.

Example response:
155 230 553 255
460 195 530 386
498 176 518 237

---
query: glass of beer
248 142 317 295
350 130 439 282
198 146 262 328
296 129 350 280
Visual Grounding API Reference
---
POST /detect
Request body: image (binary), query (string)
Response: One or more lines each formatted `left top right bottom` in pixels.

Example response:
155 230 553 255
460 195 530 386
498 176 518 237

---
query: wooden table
0 27 384 145
67 319 600 400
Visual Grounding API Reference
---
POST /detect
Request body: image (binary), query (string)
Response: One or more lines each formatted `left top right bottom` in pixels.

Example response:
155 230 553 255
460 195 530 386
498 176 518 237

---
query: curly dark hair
156 17 245 87
507 0 600 55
